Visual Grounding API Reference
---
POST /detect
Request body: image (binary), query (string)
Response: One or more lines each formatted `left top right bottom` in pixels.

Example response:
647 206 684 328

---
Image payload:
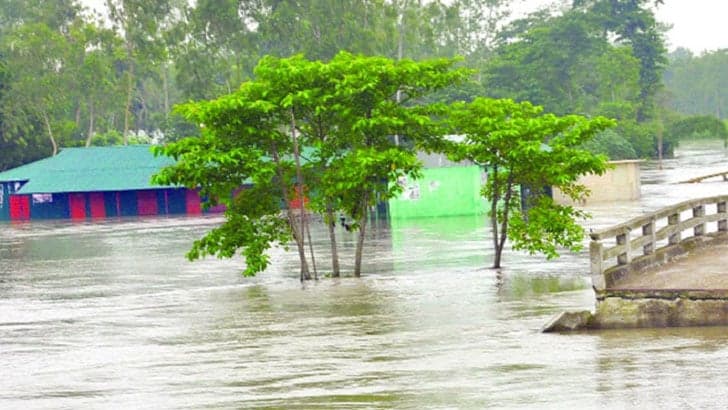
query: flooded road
2 141 728 409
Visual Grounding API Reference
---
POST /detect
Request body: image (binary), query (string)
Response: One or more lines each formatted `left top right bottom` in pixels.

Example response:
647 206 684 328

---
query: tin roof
0 145 176 194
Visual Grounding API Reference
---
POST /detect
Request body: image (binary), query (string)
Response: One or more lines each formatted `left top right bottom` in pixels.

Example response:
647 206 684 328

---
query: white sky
653 0 728 53
82 0 728 54
515 0 728 54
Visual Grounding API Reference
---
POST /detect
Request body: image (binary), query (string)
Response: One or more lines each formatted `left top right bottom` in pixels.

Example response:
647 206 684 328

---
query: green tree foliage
0 0 133 167
153 87 305 278
667 115 728 143
0 0 81 33
169 0 258 100
3 23 73 156
573 0 667 121
154 52 467 278
65 20 126 147
0 0 518 169
580 129 637 160
664 48 728 119
487 13 612 115
106 0 184 142
0 53 51 171
485 1 667 159
297 52 468 276
447 98 614 268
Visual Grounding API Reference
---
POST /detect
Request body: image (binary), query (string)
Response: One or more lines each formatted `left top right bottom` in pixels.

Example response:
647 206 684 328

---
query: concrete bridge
544 195 728 331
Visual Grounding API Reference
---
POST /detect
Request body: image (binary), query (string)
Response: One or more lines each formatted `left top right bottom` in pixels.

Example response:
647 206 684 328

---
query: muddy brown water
2 141 728 409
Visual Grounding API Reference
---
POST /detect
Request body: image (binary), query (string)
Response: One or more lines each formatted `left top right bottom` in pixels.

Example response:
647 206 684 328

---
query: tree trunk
491 200 502 268
75 104 81 128
393 4 404 146
294 213 311 281
291 110 312 281
495 176 515 269
490 165 502 268
162 63 170 119
271 147 310 280
123 45 135 145
657 123 663 170
306 216 318 280
138 91 148 129
86 99 95 147
354 193 370 278
42 111 58 156
715 97 722 120
326 203 341 277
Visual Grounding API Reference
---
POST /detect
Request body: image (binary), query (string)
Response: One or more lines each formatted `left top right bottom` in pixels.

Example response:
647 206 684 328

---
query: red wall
68 193 86 220
288 186 309 209
9 195 30 220
186 190 201 214
89 193 106 218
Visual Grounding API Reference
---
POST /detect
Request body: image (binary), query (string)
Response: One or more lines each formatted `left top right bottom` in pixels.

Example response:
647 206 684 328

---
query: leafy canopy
154 51 470 277
448 97 614 264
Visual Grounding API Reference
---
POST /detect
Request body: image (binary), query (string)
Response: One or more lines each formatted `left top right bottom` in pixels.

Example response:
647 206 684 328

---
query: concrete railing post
693 205 705 236
719 201 727 232
668 212 681 245
590 240 605 291
616 229 631 266
643 220 655 255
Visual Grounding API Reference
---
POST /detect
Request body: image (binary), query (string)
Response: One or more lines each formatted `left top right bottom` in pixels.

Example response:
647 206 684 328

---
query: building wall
552 160 642 205
9 195 30 220
388 166 486 219
0 181 27 221
32 193 70 219
0 182 9 221
2 188 210 222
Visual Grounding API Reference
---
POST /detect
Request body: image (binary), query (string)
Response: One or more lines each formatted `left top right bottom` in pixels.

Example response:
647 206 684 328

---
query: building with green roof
0 145 208 221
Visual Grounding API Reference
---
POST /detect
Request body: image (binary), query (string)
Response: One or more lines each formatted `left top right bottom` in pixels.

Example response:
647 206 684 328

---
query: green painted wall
389 166 486 219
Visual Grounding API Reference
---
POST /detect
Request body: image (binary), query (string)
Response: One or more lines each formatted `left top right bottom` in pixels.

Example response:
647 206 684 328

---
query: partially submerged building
0 145 205 221
388 151 486 219
552 159 643 205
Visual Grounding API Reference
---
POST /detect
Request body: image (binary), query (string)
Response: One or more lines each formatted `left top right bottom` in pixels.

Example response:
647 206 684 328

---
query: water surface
2 141 728 409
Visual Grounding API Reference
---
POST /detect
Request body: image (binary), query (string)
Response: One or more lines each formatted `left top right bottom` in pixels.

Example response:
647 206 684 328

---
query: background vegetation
1 0 727 171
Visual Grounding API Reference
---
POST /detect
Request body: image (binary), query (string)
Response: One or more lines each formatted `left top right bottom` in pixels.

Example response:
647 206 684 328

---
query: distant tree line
0 0 725 171
664 48 728 120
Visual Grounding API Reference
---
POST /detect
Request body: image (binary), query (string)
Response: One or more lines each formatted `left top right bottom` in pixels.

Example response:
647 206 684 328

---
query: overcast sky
516 0 728 53
82 0 728 54
652 0 728 53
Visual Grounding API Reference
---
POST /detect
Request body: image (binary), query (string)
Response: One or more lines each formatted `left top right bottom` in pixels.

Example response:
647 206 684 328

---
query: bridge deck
613 242 728 289
679 170 728 184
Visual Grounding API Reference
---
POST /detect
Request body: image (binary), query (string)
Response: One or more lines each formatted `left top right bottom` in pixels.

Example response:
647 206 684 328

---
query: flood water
2 141 728 409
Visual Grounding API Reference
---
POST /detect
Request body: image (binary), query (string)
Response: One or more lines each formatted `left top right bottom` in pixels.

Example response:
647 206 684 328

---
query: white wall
553 160 642 205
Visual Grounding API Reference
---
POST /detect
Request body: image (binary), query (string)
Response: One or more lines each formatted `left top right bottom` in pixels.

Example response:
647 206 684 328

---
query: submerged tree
311 52 469 277
448 98 614 268
152 83 307 278
154 52 468 279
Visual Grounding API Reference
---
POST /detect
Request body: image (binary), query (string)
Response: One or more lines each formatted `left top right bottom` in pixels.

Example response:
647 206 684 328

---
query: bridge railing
679 170 728 184
589 195 728 290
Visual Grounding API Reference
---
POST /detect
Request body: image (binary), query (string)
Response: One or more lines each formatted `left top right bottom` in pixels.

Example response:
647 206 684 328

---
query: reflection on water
2 142 728 408
497 273 590 300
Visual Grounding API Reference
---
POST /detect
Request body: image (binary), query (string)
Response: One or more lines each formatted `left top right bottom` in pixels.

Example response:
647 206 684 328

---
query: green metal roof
0 145 176 194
